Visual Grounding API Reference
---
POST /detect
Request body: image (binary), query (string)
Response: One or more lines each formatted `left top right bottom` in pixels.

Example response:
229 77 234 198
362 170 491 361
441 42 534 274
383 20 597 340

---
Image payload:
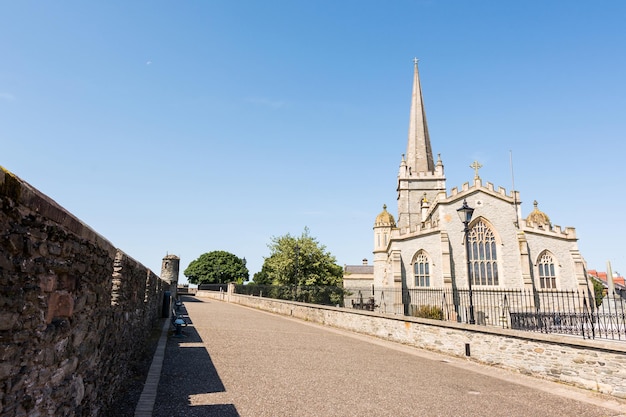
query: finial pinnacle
413 57 419 65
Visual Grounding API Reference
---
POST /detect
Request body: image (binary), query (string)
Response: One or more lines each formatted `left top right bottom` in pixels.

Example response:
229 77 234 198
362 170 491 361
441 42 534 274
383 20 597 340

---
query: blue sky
2 1 625 281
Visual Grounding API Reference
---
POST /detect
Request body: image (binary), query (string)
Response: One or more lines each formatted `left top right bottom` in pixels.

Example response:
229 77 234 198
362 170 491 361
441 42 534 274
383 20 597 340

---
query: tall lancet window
538 252 557 289
413 252 430 287
468 220 498 286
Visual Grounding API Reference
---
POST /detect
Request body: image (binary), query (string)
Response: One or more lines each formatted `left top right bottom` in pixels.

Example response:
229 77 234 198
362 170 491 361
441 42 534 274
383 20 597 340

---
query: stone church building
344 61 590 316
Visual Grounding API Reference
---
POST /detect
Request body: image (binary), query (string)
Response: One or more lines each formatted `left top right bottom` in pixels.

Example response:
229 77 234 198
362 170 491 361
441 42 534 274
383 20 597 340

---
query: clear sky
2 1 625 281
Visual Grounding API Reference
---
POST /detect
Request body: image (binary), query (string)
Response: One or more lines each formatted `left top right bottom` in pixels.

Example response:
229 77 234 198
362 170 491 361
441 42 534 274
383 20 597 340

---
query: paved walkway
138 296 626 417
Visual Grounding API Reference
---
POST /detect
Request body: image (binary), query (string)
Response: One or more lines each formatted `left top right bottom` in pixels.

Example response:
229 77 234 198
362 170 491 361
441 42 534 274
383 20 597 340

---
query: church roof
525 200 551 227
344 265 374 274
374 204 396 227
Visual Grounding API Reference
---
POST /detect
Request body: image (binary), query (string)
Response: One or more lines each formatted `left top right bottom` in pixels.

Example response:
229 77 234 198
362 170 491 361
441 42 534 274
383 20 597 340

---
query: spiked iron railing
224 284 626 341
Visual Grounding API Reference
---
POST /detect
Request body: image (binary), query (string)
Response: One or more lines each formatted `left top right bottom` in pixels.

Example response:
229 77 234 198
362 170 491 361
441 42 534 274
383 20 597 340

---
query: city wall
0 167 166 416
198 288 626 399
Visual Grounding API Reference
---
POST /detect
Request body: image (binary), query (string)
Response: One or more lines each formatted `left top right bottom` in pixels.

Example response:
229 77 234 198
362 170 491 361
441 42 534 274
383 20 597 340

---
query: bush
411 305 444 320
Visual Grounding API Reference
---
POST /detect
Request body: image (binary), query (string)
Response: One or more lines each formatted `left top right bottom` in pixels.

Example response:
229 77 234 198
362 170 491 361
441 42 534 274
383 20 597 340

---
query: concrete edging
134 319 170 417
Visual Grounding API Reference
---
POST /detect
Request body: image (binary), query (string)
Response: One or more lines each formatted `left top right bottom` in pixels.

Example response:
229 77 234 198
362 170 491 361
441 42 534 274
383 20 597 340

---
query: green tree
260 227 343 287
590 276 605 307
184 251 249 285
252 260 274 285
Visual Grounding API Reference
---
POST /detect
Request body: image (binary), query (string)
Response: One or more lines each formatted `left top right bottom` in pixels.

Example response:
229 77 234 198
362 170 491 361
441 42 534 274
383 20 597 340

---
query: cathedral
344 61 590 317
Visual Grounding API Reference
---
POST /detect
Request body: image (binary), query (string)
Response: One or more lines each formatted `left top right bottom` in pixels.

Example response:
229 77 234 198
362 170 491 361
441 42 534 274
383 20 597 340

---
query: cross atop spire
413 57 419 65
470 160 483 180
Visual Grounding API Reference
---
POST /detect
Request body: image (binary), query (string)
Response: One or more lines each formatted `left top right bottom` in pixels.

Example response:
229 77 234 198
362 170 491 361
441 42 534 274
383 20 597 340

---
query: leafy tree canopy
252 261 274 285
257 227 343 287
184 251 249 285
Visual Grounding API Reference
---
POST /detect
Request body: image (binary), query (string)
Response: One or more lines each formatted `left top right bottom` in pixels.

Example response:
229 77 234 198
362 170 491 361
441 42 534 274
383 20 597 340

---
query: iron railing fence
235 284 348 307
197 283 229 292
344 285 378 311
225 283 626 341
369 286 626 340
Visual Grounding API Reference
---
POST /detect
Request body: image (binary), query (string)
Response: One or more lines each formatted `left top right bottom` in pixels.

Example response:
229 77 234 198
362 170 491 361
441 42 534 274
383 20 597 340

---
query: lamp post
293 243 299 301
457 199 476 325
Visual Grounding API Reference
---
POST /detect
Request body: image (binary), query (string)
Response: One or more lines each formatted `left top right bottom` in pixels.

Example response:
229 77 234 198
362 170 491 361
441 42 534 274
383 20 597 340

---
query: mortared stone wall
0 167 165 416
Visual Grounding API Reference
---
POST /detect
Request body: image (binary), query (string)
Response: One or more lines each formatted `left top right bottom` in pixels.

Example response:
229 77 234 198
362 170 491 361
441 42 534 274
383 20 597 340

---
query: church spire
396 59 445 231
406 58 434 173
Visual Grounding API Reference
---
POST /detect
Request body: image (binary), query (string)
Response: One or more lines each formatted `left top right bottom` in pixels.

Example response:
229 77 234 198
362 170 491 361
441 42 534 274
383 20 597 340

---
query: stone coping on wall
2 166 117 258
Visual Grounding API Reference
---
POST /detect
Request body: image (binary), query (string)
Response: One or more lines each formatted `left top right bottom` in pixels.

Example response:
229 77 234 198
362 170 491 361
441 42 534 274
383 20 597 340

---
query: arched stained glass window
468 220 498 286
414 252 430 287
538 252 557 289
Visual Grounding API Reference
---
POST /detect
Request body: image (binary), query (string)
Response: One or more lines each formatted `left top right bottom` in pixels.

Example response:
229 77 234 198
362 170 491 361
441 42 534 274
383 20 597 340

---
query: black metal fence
197 283 229 292
234 284 347 307
369 286 626 341
228 283 626 341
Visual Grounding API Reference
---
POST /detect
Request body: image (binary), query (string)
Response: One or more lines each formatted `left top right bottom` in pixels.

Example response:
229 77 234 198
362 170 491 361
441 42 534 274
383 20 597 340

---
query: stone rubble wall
0 167 165 416
197 289 626 399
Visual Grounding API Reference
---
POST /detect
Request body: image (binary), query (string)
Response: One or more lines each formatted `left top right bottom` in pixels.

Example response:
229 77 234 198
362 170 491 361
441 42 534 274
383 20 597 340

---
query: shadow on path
152 299 239 417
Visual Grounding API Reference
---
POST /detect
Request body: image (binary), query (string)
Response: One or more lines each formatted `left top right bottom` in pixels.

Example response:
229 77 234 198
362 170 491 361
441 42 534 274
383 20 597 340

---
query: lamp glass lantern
457 199 474 225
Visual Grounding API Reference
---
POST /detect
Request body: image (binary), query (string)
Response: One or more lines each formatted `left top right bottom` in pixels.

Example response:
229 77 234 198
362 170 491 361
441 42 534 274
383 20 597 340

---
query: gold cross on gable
470 160 483 180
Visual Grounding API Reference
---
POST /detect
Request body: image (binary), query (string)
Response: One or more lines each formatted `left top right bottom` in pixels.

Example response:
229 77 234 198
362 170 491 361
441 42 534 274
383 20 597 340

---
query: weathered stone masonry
0 167 166 416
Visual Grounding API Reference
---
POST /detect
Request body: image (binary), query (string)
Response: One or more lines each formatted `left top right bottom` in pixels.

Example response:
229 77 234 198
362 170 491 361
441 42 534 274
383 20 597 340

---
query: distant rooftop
588 269 625 289
344 265 374 274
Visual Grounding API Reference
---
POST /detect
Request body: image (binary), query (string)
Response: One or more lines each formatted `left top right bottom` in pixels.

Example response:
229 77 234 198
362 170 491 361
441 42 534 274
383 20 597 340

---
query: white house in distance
344 60 591 317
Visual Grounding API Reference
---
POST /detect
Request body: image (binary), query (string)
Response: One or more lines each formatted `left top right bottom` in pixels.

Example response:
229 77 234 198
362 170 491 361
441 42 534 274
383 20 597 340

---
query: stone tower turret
374 204 396 252
373 205 396 288
161 254 180 298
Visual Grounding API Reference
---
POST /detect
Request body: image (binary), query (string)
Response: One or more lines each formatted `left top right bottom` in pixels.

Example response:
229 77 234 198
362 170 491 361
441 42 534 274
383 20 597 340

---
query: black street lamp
293 243 300 301
457 199 476 325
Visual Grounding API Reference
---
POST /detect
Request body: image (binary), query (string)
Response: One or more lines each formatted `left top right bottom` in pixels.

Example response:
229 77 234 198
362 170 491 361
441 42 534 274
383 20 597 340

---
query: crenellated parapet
448 178 519 202
522 221 577 239
393 214 441 237
398 168 445 179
